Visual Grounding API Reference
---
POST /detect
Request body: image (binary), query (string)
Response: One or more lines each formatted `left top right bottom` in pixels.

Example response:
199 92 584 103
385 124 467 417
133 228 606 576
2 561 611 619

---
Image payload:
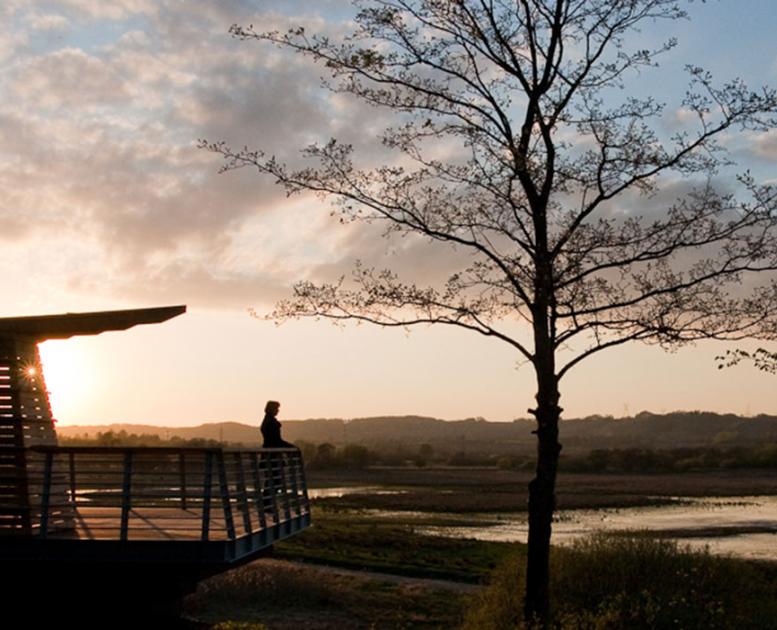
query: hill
57 411 777 454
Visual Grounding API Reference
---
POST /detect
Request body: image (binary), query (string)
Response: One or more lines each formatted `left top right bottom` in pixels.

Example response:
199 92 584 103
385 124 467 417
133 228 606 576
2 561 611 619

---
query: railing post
265 452 280 527
287 451 302 519
68 451 76 504
299 451 310 515
179 452 187 510
120 450 132 542
275 452 292 529
39 450 53 538
250 452 267 530
201 451 213 541
217 451 235 540
233 452 252 535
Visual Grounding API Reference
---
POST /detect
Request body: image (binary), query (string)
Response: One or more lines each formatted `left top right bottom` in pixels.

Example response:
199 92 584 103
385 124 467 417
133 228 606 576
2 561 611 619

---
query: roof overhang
0 305 187 341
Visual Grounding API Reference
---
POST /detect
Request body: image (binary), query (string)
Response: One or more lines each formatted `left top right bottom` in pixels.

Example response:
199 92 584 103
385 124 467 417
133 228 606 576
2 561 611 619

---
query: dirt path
269 558 481 593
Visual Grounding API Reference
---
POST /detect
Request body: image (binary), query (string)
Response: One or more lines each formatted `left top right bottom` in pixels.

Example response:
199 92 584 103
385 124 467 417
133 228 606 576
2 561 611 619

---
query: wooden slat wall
0 337 30 533
0 336 72 535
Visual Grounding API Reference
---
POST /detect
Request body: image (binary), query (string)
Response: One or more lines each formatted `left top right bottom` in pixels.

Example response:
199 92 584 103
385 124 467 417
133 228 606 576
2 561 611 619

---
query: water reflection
412 496 777 560
308 486 406 499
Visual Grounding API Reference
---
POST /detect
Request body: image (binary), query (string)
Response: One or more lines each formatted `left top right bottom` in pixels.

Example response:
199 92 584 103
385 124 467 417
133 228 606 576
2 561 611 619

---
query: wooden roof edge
0 305 187 340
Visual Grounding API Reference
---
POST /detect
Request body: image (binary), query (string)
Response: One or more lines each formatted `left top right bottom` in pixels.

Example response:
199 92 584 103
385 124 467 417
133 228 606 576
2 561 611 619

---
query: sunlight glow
38 340 94 422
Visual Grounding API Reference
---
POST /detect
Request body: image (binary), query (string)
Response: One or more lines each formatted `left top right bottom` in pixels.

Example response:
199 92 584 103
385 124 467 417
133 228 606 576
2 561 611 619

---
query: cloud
0 29 27 62
7 1 768 319
0 3 377 312
54 0 157 20
25 13 70 32
95 262 293 310
751 129 777 162
308 220 475 289
11 47 129 107
664 107 699 131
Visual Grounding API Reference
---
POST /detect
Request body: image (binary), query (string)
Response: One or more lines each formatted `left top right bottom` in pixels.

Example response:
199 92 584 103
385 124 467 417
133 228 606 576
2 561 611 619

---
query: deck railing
0 446 310 543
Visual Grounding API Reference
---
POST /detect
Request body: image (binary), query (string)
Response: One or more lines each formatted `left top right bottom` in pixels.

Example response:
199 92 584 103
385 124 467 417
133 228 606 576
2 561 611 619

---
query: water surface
308 486 406 499
411 496 777 560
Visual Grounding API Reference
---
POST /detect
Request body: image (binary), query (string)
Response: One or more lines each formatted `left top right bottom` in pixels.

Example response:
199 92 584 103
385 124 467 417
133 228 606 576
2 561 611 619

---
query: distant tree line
301 440 525 469
60 431 777 473
494 445 777 473
60 430 226 449
559 445 777 473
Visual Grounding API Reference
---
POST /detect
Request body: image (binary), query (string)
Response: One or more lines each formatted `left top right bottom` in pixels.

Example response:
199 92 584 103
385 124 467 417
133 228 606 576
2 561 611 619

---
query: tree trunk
523 338 562 624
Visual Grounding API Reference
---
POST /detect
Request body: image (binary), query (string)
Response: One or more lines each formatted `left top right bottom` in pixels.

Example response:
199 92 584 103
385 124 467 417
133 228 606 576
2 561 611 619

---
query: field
308 466 777 511
183 467 777 628
185 558 470 629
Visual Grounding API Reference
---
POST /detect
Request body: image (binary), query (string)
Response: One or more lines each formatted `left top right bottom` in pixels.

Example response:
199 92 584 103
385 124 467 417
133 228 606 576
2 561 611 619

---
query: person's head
264 400 280 416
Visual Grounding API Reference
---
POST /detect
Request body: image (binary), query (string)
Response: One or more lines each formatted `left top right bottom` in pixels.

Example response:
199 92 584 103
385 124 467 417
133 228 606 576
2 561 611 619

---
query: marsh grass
309 468 777 512
273 508 518 581
464 533 777 629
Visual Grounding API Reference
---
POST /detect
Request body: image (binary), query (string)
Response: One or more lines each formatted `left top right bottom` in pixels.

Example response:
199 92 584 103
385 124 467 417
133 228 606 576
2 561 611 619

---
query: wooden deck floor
0 509 311 565
40 505 304 541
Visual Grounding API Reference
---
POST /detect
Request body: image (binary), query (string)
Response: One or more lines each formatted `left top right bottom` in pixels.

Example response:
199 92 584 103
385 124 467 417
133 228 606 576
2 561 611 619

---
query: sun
37 340 92 423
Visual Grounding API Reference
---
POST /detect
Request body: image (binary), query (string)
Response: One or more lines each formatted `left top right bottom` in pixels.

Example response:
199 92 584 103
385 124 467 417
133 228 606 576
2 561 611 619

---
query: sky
1 1 776 426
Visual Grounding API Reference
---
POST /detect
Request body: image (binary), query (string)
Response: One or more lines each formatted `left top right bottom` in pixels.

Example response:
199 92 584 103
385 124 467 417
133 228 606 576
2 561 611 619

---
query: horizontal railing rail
0 446 310 543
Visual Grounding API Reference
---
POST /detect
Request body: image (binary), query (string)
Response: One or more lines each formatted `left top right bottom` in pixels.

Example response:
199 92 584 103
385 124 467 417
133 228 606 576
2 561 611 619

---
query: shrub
193 562 333 610
463 534 777 629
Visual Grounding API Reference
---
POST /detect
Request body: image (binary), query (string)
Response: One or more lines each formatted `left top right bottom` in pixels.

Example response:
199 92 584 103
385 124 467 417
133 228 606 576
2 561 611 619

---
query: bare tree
202 0 777 622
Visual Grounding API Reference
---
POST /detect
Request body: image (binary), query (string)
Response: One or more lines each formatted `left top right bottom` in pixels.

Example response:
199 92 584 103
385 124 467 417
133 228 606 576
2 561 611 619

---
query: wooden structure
0 306 311 619
0 305 190 534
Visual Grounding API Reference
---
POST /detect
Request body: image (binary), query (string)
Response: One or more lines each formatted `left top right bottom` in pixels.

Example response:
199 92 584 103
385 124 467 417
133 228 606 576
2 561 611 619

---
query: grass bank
185 558 466 629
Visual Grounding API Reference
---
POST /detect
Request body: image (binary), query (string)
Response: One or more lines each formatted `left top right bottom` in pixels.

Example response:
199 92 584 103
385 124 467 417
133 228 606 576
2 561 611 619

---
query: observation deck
0 306 311 620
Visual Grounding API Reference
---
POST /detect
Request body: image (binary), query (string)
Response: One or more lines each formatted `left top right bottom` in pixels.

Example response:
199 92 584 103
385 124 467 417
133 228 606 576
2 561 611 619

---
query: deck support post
39 450 53 538
179 452 187 510
234 452 252 535
120 450 133 541
217 452 235 540
201 451 213 541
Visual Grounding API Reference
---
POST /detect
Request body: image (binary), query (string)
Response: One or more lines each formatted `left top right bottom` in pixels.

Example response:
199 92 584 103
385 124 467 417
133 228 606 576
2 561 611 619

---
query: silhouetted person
261 400 295 448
